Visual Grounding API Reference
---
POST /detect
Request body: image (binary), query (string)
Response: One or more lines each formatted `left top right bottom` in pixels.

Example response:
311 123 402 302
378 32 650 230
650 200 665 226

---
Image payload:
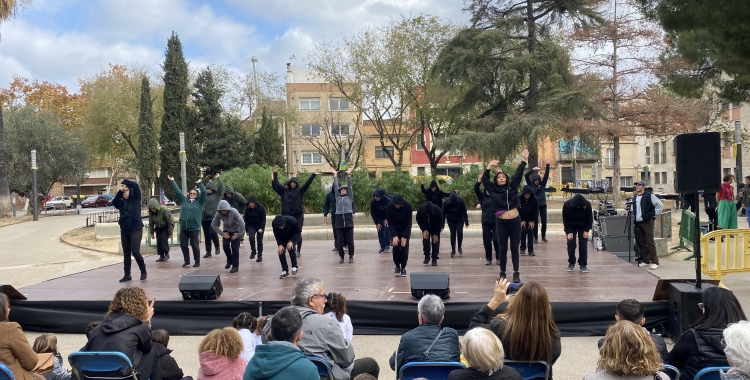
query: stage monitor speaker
675 132 721 193
410 272 450 300
669 282 717 338
601 216 633 236
0 285 27 300
179 275 223 300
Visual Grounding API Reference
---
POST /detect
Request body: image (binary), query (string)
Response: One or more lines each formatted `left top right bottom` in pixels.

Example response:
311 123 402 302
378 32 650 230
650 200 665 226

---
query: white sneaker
638 262 648 267
292 267 298 275
650 264 659 270
279 271 289 279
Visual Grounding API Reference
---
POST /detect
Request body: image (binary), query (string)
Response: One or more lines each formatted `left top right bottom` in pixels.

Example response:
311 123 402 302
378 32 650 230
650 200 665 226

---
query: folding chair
304 355 332 380
694 366 732 380
503 360 550 380
661 364 681 380
0 364 15 380
68 352 137 380
398 361 466 380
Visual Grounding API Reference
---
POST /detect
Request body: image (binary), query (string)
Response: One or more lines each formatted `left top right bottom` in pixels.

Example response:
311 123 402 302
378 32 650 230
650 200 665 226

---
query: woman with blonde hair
584 321 669 380
197 327 246 380
449 327 522 380
32 333 71 380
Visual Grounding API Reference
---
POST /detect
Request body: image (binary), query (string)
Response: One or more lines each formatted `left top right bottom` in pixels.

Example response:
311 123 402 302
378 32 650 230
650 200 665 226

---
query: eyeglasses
189 192 198 196
698 302 704 310
312 294 327 299
721 338 727 350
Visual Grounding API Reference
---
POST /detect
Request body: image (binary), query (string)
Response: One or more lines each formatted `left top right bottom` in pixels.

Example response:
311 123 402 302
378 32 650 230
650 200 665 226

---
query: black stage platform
11 237 668 336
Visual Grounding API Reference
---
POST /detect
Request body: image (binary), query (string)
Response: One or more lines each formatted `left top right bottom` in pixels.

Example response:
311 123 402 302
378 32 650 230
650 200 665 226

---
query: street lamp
179 132 187 192
31 149 38 221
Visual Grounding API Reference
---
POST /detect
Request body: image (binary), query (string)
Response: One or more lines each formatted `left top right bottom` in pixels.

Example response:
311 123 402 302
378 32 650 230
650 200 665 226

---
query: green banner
672 209 694 253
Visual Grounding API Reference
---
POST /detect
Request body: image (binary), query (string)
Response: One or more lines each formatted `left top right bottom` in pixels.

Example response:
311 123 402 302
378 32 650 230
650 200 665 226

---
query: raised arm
169 178 188 204
481 163 496 192
541 161 551 186
299 171 319 195
197 182 207 204
271 171 284 195
216 175 224 196
524 169 534 186
346 175 353 201
510 161 527 189
122 179 141 202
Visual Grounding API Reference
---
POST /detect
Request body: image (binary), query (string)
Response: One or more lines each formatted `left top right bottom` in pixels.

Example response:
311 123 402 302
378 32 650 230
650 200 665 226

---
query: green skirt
717 200 738 229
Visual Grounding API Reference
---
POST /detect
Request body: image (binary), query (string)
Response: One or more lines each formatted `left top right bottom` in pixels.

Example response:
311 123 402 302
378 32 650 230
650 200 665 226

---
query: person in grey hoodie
332 168 355 264
223 185 247 246
212 200 245 273
201 173 223 258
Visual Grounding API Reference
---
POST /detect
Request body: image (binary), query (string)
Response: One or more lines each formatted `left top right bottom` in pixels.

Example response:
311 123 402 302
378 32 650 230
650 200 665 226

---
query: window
299 98 320 111
375 146 394 159
653 143 660 164
328 98 350 111
662 172 667 185
417 167 426 175
605 148 614 167
723 131 733 147
620 176 633 187
654 172 660 184
330 124 350 136
301 124 322 137
661 141 667 164
645 146 650 165
416 133 425 150
301 152 323 165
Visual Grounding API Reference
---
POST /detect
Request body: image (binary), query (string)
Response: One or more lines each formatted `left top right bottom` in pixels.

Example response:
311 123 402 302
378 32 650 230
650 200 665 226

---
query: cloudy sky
0 0 468 91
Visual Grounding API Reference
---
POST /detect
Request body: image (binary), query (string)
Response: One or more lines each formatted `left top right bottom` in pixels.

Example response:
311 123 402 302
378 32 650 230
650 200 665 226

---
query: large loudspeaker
675 132 721 193
669 282 717 338
179 275 223 300
410 272 450 300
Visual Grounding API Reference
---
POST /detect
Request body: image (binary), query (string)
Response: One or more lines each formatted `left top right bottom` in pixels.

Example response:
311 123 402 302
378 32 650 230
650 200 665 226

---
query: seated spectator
84 321 100 337
325 292 353 344
584 321 669 380
0 293 42 380
151 330 186 380
244 307 318 380
83 287 160 380
353 376 378 380
667 287 747 380
597 299 669 363
262 278 380 379
721 320 750 380
198 327 247 380
233 313 259 362
32 333 71 380
469 279 561 379
448 327 523 380
389 295 460 374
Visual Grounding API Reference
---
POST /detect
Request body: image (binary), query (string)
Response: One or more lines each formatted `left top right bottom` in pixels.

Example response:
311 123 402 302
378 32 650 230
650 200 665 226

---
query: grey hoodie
202 178 224 220
211 200 245 239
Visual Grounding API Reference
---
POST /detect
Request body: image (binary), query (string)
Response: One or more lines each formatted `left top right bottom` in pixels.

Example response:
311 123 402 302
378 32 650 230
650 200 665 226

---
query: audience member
0 292 41 380
353 375 378 380
262 278 380 379
596 299 668 363
667 287 747 380
584 321 668 380
32 333 71 380
233 312 259 362
470 279 561 379
324 292 353 343
448 327 523 380
84 321 100 337
721 320 750 380
151 330 187 380
82 287 160 380
389 295 459 374
254 317 268 349
197 328 247 380
244 307 318 380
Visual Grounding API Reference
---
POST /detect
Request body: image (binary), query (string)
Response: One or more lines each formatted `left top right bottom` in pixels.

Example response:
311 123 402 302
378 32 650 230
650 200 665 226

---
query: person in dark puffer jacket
271 166 320 256
475 172 499 265
151 330 188 380
244 195 266 262
524 159 551 242
417 201 444 266
421 179 450 208
443 191 469 257
562 194 593 273
371 188 392 253
387 194 412 277
201 173 223 258
389 295 460 374
518 186 538 256
112 179 146 283
668 287 747 380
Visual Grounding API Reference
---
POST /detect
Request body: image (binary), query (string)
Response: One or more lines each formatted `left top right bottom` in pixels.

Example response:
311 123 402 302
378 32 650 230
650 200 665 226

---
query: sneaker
423 257 430 264
344 246 348 251
256 255 262 262
385 246 392 252
140 272 147 281
292 267 298 275
348 256 354 263
182 263 190 268
203 253 211 259
529 251 535 256
250 252 256 259
638 262 649 267
458 248 463 255
214 249 220 256
164 254 170 261
499 272 506 279
156 256 165 262
279 271 289 279
119 275 132 283
230 266 238 273
567 264 575 272
485 260 492 265
332 247 338 251
496 260 501 265
225 263 232 269
580 266 590 273
450 251 456 257
520 249 526 255
378 248 384 253
193 263 200 268
542 238 548 242
240 241 244 247
512 272 521 283
339 256 344 264
394 266 401 276
296 251 301 258
431 259 438 266
650 264 659 270
400 268 407 277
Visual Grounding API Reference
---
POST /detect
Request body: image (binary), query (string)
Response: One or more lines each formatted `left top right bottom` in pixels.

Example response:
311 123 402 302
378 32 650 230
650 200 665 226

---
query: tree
306 106 365 170
200 116 253 174
192 67 224 168
5 106 91 196
137 76 159 196
253 107 285 168
2 75 84 130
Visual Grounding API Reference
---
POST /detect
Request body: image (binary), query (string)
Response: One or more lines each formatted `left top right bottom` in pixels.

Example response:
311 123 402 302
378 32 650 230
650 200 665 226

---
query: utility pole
31 149 38 221
179 132 187 192
736 120 743 184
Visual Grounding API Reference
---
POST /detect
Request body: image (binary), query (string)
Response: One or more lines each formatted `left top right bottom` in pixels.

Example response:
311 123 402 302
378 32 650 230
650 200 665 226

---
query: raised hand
522 149 529 160
195 178 202 184
167 175 174 181
490 279 511 307
488 160 500 169
273 166 279 173
314 169 321 175
215 172 221 178
346 167 353 176
533 167 541 171
546 157 551 164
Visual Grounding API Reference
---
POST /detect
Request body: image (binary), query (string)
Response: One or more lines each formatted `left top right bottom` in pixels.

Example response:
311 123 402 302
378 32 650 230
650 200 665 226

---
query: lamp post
179 132 187 192
31 149 38 221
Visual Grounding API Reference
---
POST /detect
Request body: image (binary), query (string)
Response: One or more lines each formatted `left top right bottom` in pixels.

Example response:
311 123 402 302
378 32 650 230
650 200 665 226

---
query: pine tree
192 67 224 169
137 76 159 197
201 116 253 173
253 107 285 168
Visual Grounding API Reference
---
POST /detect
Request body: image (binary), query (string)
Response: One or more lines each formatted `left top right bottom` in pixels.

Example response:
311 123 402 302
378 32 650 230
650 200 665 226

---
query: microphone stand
623 200 636 264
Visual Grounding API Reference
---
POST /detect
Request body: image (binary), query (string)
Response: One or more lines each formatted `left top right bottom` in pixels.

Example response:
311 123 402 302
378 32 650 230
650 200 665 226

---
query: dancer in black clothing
271 215 301 279
443 191 469 257
519 186 539 256
371 188 392 253
112 179 146 282
200 173 223 258
244 195 266 262
387 194 412 277
323 188 339 252
271 166 320 256
525 158 551 242
475 172 500 265
482 149 528 283
417 201 444 266
420 179 450 208
562 194 593 273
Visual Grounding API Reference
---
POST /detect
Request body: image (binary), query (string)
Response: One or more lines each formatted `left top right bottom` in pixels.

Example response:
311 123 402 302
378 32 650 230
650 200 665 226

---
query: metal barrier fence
672 209 695 253
700 229 750 281
85 210 120 227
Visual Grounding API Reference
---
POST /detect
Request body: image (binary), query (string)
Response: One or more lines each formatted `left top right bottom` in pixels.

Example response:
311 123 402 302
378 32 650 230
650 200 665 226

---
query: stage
11 237 669 336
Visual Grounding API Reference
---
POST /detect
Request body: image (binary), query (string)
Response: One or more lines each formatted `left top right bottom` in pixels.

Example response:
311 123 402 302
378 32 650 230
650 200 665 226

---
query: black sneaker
423 257 430 265
431 259 438 266
520 249 526 255
119 275 132 283
394 266 401 276
580 266 590 273
140 272 147 281
499 272 506 279
193 263 200 268
332 247 338 251
203 253 211 258
214 249 220 256
529 251 535 256
458 249 463 255
348 256 354 263
485 260 492 265
225 263 232 269
542 238 548 242
378 248 384 253
230 266 238 273
164 254 170 261
496 260 501 265
450 251 456 257
385 246 392 252
250 252 256 259
400 268 407 277
182 263 190 268
256 255 262 262
292 267 298 275
339 256 344 264
296 251 301 258
156 256 165 262
512 272 521 283
279 271 289 279
567 264 575 272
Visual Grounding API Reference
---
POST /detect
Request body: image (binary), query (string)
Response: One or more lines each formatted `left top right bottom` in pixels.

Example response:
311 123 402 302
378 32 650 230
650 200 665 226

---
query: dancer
272 166 320 257
148 198 175 263
525 158 551 242
323 188 339 252
244 195 266 262
387 194 413 277
475 171 500 265
417 201 444 266
271 215 301 279
562 194 593 273
482 149 528 283
169 176 207 268
201 173 223 258
222 185 247 246
212 200 245 273
333 168 355 264
442 191 469 257
112 179 146 282
717 174 738 230
371 188 392 253
420 179 450 208
519 185 539 256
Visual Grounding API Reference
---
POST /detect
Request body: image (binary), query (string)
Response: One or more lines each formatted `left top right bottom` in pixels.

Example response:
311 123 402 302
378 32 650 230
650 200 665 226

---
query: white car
46 196 73 209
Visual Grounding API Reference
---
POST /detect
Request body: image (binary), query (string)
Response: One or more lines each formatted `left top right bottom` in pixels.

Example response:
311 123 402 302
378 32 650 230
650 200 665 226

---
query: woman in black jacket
271 166 319 256
112 179 146 283
244 195 266 262
475 173 500 265
443 192 469 257
481 150 528 283
83 287 160 380
518 186 538 256
387 194 413 277
421 179 450 208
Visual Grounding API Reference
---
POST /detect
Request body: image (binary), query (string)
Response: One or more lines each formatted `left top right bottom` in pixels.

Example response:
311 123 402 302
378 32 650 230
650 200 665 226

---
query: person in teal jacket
244 307 318 380
169 175 207 268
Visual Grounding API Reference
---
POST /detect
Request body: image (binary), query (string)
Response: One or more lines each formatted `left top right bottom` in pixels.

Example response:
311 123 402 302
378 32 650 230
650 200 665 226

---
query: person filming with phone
469 280 562 379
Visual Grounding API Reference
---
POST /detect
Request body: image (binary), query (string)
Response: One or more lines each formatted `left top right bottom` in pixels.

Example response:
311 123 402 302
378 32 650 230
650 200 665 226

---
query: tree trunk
525 0 540 168
613 136 621 207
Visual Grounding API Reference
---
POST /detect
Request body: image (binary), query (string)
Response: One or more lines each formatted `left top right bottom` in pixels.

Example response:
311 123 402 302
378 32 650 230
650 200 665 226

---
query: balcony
558 151 598 162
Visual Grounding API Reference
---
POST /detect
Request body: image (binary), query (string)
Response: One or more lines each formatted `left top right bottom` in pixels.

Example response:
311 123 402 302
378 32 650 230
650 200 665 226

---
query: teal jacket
244 342 318 380
170 180 206 231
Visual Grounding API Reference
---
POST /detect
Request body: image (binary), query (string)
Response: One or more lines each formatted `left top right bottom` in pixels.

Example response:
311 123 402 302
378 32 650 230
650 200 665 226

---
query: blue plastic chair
68 352 137 380
661 364 681 380
0 363 15 380
503 360 550 380
694 366 732 380
398 361 466 380
304 355 333 380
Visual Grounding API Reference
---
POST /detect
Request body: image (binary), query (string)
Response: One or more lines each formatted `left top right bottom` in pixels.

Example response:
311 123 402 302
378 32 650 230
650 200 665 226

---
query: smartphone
506 282 524 295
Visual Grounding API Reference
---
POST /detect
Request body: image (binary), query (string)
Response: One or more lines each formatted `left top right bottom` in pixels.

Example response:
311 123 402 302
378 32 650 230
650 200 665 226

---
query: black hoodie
562 194 593 233
244 195 267 231
417 201 444 235
524 163 550 207
442 193 468 224
112 179 144 234
421 180 450 208
222 186 247 214
271 215 301 247
83 312 152 370
370 188 391 223
386 194 413 238
272 172 317 215
481 162 527 212
474 182 496 225
518 185 539 222
153 343 183 380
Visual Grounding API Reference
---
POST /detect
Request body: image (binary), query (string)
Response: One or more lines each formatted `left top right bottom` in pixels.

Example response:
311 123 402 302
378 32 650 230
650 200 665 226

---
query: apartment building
360 120 412 175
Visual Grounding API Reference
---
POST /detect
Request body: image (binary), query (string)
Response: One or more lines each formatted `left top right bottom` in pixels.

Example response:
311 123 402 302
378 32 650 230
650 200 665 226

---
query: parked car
45 196 73 210
81 195 109 208
102 194 114 206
